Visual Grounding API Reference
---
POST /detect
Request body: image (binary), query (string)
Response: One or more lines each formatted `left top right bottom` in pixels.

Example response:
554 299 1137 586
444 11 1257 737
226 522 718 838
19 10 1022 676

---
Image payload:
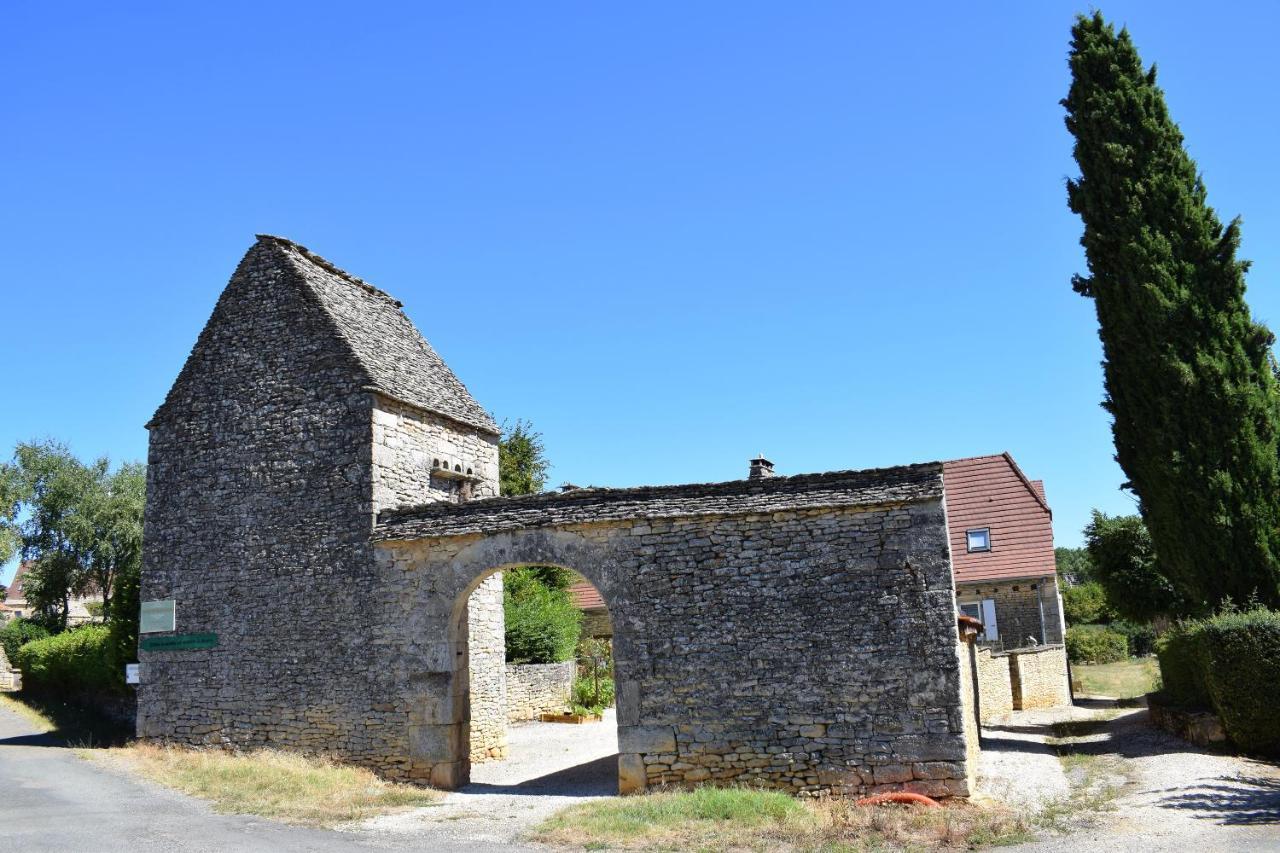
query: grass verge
532 786 1033 851
1071 657 1159 699
96 743 441 827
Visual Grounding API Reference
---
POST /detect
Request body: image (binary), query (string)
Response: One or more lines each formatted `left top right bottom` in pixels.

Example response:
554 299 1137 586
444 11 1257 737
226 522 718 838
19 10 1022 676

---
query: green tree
1064 13 1280 612
498 419 550 497
1084 511 1181 623
1062 581 1109 625
503 567 582 664
0 442 144 636
1055 546 1094 585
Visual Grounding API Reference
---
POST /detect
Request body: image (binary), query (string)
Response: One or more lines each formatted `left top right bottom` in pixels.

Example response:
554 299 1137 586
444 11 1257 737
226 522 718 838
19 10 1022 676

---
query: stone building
138 236 978 798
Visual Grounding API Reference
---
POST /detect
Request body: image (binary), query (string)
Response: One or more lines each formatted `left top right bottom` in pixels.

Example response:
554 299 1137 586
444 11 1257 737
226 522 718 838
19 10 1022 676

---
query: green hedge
0 618 50 663
14 625 122 696
1065 625 1128 663
1156 607 1280 755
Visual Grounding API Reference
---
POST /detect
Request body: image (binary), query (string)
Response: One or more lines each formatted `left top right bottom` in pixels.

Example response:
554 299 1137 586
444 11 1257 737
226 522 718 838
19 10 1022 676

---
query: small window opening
966 528 991 552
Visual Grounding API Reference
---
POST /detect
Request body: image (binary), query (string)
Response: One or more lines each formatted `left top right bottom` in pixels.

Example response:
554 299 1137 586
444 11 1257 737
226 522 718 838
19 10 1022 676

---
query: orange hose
855 792 941 808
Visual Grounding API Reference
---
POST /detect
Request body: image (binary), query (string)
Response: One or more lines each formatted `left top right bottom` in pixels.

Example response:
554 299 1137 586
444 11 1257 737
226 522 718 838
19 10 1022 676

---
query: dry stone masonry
506 661 576 722
138 236 979 798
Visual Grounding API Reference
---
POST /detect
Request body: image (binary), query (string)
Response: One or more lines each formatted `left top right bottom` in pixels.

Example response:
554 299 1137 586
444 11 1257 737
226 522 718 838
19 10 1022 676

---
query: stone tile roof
374 462 943 540
942 453 1056 585
258 235 498 435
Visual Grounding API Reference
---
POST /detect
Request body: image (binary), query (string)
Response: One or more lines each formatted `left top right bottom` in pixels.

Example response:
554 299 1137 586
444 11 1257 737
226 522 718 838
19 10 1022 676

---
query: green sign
140 633 219 652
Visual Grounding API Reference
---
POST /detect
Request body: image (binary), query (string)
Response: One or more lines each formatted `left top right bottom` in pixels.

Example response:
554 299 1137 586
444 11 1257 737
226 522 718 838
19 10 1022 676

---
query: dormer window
966 528 991 552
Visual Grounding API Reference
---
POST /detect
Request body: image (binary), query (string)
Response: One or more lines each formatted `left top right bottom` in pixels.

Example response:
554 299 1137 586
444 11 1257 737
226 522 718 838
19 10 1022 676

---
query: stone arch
432 529 640 793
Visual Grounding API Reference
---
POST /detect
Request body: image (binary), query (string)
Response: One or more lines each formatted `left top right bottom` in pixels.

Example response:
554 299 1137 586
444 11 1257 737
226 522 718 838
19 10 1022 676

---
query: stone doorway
451 558 627 793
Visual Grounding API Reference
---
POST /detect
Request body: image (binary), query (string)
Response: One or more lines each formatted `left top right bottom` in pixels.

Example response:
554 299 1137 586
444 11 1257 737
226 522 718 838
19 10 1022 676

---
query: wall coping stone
375 462 944 540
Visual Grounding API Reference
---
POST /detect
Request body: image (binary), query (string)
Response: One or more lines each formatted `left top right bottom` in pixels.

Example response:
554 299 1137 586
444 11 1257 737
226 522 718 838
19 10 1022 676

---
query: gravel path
354 709 619 848
981 701 1280 852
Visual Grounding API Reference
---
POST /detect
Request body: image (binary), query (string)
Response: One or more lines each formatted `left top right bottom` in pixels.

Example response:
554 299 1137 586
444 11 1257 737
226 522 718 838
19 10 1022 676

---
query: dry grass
1072 657 1159 699
97 743 441 827
532 786 1034 851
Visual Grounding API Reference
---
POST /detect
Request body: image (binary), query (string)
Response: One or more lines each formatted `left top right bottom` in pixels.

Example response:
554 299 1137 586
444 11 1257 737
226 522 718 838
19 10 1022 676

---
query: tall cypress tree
1064 12 1280 612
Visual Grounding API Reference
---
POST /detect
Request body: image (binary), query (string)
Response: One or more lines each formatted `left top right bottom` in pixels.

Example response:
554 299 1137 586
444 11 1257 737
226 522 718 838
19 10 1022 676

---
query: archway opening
454 564 620 795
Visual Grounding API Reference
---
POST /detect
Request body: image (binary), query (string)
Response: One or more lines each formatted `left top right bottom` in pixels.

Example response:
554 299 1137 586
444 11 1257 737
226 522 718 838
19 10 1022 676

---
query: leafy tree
1062 581 1109 625
1064 13 1280 612
0 442 144 635
498 419 550 497
1055 547 1094 585
503 567 582 664
1084 511 1181 623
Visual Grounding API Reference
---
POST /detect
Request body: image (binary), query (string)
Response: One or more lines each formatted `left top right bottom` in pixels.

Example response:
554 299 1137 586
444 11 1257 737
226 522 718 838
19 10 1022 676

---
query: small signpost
125 663 140 684
139 633 218 652
139 600 176 634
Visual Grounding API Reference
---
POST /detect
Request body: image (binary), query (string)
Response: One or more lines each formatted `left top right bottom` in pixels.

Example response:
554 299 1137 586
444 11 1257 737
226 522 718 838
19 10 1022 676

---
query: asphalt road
0 703 531 853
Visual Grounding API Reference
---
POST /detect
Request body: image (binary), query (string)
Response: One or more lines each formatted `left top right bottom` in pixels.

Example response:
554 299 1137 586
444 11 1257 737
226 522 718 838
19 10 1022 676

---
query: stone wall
506 660 575 721
466 573 507 761
372 397 499 510
374 466 973 798
974 646 1014 722
1008 645 1070 711
955 632 981 789
974 644 1070 721
581 608 612 639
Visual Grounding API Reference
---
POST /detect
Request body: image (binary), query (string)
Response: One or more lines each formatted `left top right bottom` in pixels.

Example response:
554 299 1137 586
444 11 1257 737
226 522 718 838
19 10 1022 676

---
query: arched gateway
138 237 977 798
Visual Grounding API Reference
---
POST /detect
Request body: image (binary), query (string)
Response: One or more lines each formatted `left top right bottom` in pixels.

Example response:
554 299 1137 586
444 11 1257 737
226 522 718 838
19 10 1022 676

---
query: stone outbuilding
138 236 980 798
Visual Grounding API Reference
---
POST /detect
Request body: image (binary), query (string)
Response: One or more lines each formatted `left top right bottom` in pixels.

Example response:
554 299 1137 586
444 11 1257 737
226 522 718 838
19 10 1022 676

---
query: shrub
1156 606 1280 755
14 624 121 695
1065 625 1127 663
1111 620 1157 657
0 617 50 664
504 568 582 664
1192 608 1280 755
1062 581 1109 625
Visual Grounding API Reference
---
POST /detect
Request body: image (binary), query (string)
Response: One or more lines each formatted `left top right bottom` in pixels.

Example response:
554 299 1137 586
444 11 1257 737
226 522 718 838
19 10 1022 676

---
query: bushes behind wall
1065 625 1127 663
1156 607 1280 755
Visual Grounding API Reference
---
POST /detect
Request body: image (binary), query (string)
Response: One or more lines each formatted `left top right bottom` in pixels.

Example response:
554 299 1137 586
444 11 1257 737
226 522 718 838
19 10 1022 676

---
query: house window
960 598 999 642
966 528 991 552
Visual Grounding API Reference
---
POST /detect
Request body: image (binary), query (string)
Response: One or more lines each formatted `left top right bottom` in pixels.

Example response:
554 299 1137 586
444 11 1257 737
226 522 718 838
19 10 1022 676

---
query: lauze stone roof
375 462 943 540
153 235 497 435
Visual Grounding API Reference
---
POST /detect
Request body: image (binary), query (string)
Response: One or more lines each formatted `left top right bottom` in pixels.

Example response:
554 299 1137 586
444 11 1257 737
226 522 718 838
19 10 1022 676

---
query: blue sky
4 2 1280 587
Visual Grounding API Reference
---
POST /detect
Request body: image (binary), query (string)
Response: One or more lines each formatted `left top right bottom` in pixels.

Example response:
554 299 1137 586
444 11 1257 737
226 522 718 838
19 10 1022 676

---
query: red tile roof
943 454 1055 585
567 580 605 611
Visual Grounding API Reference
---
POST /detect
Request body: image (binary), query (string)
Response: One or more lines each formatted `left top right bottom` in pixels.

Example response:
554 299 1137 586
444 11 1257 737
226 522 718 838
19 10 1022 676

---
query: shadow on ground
464 753 618 798
1152 776 1280 826
0 692 132 748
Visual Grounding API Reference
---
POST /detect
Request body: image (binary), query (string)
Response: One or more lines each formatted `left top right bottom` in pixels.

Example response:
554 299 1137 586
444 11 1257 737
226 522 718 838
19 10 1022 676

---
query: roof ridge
943 452 1052 516
256 234 404 308
998 452 1052 516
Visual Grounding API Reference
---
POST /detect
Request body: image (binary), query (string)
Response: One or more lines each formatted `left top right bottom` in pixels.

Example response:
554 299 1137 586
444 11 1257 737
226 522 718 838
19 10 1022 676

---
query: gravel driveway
981 701 1280 852
352 709 619 847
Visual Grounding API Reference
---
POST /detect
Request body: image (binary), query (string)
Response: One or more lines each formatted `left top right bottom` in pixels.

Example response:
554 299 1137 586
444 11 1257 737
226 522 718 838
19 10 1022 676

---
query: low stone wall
1009 645 1070 710
1148 694 1226 747
975 645 1070 722
975 647 1013 722
506 661 575 722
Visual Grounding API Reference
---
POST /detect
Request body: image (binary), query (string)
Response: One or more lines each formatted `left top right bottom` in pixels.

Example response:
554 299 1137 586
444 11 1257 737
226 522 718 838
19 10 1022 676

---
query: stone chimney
748 455 776 480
